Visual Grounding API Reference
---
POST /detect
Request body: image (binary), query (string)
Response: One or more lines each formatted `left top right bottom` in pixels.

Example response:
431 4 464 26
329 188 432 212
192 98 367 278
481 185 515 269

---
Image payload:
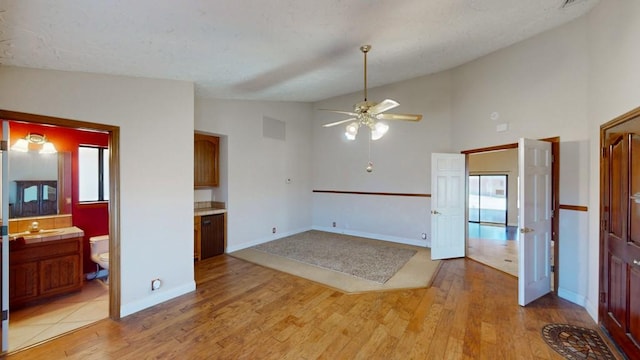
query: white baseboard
120 280 196 318
585 296 599 323
226 226 312 252
311 226 429 248
558 287 587 307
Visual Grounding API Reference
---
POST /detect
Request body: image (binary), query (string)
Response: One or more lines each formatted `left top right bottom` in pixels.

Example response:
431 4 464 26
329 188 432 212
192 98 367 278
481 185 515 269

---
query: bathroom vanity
8 226 84 308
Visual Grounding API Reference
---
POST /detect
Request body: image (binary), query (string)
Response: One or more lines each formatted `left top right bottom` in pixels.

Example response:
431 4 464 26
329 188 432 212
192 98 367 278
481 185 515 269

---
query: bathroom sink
30 229 64 235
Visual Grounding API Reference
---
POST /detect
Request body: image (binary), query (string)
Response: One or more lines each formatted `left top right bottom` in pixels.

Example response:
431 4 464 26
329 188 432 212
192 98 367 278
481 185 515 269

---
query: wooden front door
601 108 640 358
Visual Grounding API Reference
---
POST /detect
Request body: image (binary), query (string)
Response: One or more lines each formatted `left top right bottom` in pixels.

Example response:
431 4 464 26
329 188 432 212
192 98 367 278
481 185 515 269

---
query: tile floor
7 279 109 352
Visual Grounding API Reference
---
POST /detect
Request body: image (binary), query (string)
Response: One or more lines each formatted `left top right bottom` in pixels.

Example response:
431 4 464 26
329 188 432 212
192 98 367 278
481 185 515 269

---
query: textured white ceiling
0 0 598 102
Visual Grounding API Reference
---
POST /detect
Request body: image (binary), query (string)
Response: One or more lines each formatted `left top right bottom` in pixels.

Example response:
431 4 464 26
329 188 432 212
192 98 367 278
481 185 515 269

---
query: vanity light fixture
11 133 58 154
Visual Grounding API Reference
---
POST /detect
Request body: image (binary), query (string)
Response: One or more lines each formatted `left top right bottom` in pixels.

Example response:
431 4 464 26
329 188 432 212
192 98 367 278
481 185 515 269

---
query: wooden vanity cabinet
9 237 83 308
194 133 219 188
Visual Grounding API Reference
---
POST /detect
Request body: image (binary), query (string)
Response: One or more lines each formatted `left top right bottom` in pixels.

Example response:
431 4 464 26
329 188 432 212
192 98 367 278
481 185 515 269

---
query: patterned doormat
541 324 616 359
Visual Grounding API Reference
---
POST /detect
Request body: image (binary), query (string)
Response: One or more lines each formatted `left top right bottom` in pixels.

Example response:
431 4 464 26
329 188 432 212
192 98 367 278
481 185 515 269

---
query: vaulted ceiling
0 0 598 102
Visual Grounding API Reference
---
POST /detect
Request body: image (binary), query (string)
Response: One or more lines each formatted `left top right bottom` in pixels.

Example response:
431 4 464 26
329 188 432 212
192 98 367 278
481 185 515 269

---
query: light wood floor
5 255 608 359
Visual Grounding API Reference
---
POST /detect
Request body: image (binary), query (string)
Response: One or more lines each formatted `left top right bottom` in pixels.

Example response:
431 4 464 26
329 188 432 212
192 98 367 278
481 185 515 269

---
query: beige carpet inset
230 231 441 293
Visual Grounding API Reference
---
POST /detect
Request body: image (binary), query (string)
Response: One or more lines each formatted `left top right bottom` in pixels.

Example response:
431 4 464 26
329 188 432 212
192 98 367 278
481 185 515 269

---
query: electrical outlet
332 221 336 227
272 227 276 234
151 278 162 291
421 233 427 240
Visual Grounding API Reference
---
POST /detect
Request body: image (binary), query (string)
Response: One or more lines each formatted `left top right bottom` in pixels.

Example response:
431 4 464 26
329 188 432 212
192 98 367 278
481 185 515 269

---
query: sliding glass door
468 174 507 225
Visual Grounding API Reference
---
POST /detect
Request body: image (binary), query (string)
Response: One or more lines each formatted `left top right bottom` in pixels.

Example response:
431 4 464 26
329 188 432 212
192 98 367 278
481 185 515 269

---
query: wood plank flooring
5 255 603 359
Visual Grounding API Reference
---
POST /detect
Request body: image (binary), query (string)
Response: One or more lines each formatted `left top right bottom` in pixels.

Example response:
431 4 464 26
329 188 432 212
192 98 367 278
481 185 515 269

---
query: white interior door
518 138 552 306
431 153 466 260
1 121 9 353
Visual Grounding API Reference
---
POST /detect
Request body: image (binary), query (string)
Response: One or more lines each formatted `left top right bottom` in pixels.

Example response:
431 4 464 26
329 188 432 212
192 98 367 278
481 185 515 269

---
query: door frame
0 110 121 321
461 137 560 293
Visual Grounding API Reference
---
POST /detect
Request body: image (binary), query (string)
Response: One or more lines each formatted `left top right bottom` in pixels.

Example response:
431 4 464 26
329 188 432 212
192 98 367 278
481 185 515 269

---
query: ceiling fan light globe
371 122 389 140
345 122 359 140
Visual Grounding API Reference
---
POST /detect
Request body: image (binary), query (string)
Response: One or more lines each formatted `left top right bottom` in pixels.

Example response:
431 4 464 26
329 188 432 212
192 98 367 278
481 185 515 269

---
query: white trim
120 281 196 318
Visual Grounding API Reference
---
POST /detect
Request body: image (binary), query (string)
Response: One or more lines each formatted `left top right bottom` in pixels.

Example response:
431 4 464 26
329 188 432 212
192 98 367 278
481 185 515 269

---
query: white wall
450 16 592 310
312 71 452 246
0 66 195 317
195 99 313 251
586 0 640 320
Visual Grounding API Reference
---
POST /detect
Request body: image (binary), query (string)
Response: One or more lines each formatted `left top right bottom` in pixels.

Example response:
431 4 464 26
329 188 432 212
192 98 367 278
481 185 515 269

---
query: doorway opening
461 138 559 293
0 110 120 354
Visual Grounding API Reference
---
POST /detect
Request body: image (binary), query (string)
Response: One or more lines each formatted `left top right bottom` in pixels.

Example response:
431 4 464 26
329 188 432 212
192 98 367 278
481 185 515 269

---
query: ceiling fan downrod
360 45 371 101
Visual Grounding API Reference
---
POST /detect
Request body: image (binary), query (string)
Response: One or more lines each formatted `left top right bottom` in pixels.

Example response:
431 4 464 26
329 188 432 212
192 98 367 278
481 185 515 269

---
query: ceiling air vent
560 0 587 8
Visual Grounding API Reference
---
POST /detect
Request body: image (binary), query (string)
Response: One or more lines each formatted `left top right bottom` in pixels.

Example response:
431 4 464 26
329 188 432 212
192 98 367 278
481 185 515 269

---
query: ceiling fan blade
322 118 357 127
377 113 423 121
368 99 399 114
318 109 359 117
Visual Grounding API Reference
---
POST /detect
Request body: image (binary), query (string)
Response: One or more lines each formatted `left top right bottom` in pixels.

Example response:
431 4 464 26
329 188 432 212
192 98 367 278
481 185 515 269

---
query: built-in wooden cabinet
194 213 225 261
194 133 219 188
9 236 83 308
194 215 201 261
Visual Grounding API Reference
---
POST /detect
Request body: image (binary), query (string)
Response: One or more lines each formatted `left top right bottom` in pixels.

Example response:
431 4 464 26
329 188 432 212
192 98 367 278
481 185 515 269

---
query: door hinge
0 225 6 236
602 147 607 158
600 292 606 303
550 265 555 272
2 310 7 321
0 140 6 151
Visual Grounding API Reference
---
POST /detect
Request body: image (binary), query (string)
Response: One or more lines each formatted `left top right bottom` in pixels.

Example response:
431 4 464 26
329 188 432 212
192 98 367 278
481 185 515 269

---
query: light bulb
371 122 389 140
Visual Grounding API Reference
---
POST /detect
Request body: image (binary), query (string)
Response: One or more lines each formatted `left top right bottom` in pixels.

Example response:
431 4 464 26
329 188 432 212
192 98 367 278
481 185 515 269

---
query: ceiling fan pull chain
366 135 373 173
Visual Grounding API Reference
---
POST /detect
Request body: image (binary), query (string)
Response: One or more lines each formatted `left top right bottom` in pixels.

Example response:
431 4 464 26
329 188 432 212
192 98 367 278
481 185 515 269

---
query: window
79 146 109 202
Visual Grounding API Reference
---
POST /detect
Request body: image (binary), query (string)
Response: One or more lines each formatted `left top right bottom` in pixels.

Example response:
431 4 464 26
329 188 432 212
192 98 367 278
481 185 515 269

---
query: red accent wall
10 121 110 273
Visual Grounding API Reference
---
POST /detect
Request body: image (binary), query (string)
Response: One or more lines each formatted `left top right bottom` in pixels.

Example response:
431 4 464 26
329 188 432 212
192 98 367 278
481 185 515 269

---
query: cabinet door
194 134 219 187
39 254 81 296
9 262 38 305
200 214 225 259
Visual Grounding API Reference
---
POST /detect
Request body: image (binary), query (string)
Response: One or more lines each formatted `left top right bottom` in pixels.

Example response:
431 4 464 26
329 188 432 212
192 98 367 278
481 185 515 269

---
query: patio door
468 174 508 225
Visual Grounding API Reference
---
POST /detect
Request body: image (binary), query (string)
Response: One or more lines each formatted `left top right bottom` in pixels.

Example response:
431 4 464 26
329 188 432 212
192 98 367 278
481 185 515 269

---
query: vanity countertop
9 226 84 244
194 208 227 216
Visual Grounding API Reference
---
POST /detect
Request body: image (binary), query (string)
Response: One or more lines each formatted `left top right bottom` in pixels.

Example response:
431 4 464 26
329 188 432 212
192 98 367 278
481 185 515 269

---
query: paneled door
431 153 466 260
601 110 640 358
518 138 552 306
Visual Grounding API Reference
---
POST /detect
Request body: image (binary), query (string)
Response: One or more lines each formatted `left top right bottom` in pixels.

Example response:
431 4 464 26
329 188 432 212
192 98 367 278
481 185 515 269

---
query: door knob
520 227 534 233
431 210 441 215
633 259 640 266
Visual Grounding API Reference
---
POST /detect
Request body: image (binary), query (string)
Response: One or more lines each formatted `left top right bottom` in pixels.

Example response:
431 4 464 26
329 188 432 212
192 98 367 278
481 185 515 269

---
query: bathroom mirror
8 151 72 218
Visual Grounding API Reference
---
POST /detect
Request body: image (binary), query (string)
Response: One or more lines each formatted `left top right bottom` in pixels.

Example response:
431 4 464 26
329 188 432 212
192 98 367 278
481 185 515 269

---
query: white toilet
89 235 109 279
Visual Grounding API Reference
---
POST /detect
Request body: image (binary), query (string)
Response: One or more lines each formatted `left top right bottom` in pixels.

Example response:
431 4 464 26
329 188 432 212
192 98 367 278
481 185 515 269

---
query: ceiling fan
320 45 423 140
